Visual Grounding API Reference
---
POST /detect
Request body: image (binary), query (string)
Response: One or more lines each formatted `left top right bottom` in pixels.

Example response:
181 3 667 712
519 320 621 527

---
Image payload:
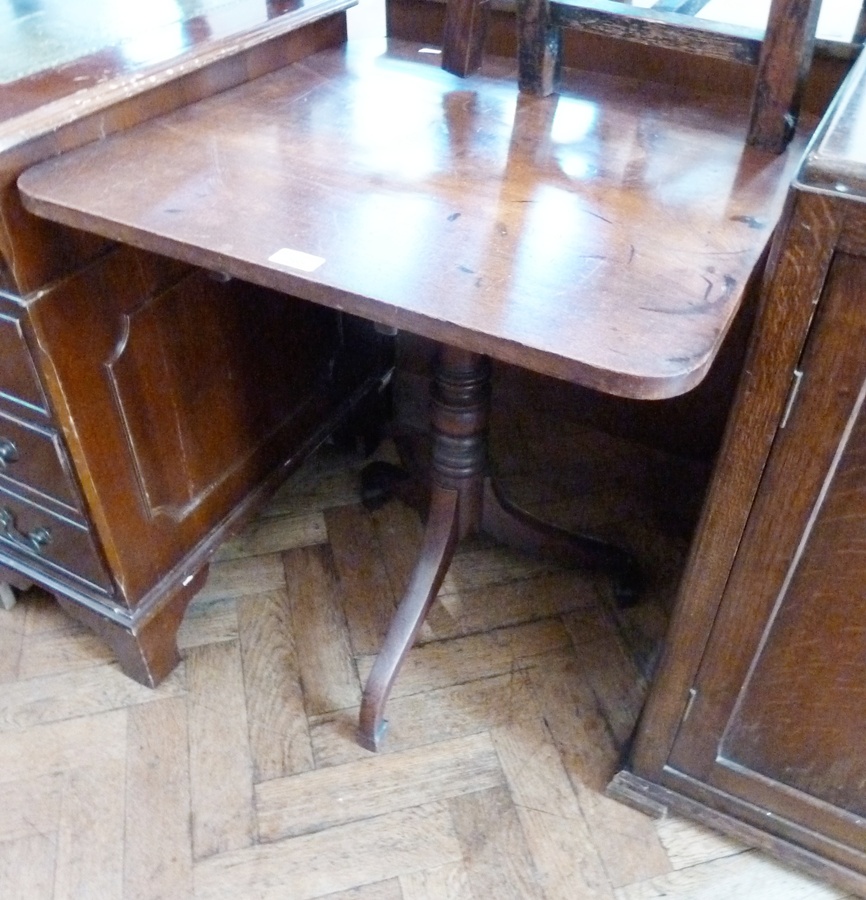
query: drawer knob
0 439 18 467
0 507 52 555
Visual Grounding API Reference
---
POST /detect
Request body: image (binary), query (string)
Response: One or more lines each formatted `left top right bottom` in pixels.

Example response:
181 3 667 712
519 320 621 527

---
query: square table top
18 38 807 399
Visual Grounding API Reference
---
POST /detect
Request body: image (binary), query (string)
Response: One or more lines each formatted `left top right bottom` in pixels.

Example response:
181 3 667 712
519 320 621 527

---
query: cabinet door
665 251 866 873
28 246 369 606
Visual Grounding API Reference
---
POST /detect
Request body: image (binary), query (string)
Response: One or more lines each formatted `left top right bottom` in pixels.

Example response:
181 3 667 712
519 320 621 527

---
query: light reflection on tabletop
0 0 310 121
2 0 223 82
5 0 861 88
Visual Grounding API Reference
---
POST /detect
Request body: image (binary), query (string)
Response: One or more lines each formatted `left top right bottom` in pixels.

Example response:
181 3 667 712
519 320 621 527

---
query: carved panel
106 269 337 521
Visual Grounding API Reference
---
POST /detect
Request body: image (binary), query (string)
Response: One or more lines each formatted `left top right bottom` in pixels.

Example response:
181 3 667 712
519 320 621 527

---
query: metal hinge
780 368 804 429
682 687 698 723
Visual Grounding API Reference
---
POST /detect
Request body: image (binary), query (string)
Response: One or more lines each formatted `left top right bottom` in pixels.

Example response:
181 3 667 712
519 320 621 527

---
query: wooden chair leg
516 0 562 96
442 0 492 77
746 0 821 151
358 484 461 751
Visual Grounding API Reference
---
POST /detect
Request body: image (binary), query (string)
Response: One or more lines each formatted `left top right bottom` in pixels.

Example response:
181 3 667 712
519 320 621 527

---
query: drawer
0 409 83 513
0 302 50 419
0 487 112 593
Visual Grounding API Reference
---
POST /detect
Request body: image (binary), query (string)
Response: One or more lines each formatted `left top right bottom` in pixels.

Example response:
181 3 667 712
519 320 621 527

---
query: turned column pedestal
358 344 639 750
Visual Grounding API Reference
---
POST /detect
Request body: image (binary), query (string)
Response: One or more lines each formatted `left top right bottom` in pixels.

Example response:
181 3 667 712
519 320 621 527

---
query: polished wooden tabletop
19 38 807 399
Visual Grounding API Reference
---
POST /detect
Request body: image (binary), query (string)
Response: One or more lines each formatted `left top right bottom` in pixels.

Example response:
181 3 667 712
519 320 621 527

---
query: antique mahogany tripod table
18 38 804 750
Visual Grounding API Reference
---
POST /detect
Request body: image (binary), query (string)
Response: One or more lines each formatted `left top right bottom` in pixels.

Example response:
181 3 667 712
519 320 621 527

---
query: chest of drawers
0 293 112 596
0 4 384 683
0 239 386 684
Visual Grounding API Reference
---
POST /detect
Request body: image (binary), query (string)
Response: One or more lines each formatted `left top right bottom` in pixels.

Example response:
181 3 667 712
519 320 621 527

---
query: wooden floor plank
368 500 424 608
310 670 537 769
194 803 463 900
124 696 194 900
0 773 63 842
17 626 115 679
614 849 852 900
23 591 75 634
562 621 647 749
237 590 314 781
0 832 56 900
256 732 503 841
355 619 572 700
442 543 554 598
283 544 361 717
186 640 255 860
655 815 749 870
576 788 673 891
313 880 404 900
0 709 127 784
519 805 617 900
491 713 614 900
0 662 184 732
54 759 125 900
525 652 672 888
559 608 617 649
326 503 398 657
0 602 24 683
177 596 239 651
194 553 286 604
524 650 619 792
400 861 475 900
263 449 367 519
215 511 327 561
449 786 545 900
425 571 597 641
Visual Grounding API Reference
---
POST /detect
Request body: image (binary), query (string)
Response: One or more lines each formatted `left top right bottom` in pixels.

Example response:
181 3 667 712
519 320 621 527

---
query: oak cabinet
664 247 866 876
619 49 866 896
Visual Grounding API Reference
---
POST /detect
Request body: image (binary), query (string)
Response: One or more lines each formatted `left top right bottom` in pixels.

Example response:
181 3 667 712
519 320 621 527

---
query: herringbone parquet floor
0 388 852 899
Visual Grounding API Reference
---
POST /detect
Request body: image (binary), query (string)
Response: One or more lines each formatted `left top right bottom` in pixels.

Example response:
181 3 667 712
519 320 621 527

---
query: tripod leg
480 478 642 603
358 485 460 751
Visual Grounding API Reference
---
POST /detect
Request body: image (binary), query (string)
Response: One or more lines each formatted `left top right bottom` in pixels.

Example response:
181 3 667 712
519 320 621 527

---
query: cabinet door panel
721 408 866 817
28 246 353 606
105 267 334 520
667 251 866 861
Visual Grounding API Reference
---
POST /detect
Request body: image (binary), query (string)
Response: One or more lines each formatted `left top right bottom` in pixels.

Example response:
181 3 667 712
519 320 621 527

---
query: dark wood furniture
612 45 866 898
444 0 823 151
19 17 807 750
14 3 866 893
0 1 388 686
391 0 855 119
